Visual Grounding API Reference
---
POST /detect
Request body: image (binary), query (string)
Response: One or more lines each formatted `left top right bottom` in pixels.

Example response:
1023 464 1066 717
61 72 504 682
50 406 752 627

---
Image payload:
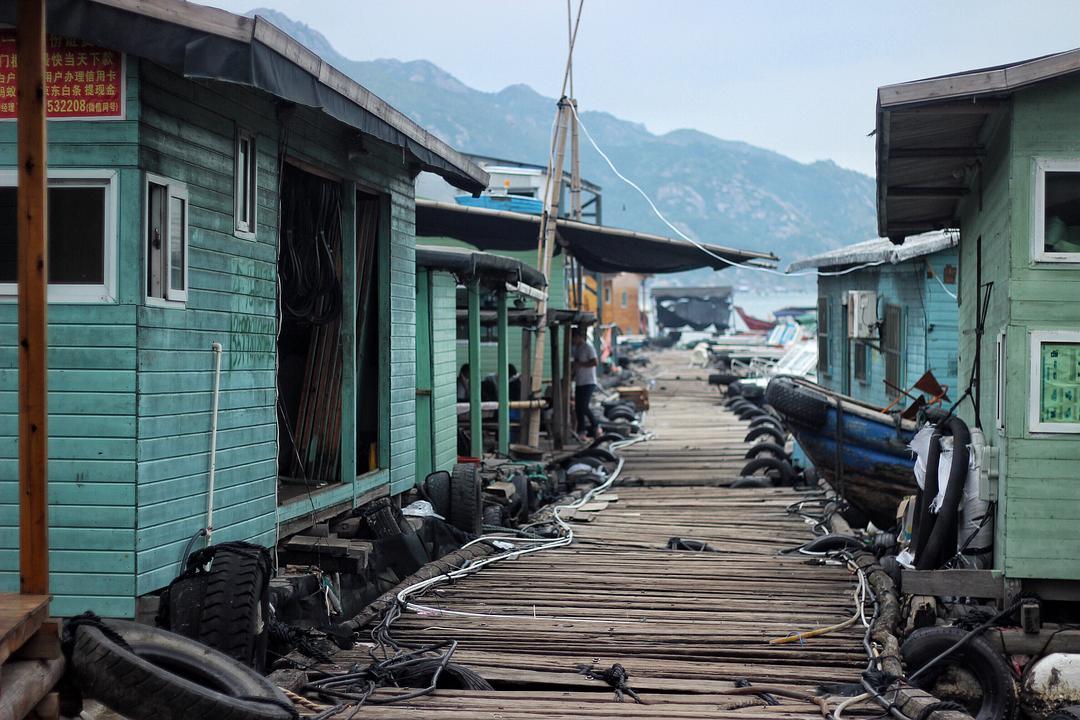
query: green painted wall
817 248 959 408
0 56 422 616
0 59 142 617
430 271 459 475
957 75 1080 581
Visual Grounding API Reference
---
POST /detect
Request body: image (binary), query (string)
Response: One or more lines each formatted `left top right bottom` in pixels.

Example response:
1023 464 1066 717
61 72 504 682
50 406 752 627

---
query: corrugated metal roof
786 230 957 272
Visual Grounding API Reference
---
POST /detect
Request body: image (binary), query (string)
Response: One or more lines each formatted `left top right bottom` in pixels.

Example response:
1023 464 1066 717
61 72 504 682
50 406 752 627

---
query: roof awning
876 47 1080 241
416 199 777 274
416 245 547 290
786 230 958 271
21 0 487 193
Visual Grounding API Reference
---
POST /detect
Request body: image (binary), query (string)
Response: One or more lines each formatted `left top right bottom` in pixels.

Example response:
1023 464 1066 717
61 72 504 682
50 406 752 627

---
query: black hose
916 416 971 570
911 426 943 562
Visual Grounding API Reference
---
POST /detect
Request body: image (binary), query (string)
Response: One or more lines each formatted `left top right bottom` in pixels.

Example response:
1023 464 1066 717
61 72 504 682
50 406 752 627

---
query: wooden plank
16 0 49 599
901 569 1002 599
0 593 48 665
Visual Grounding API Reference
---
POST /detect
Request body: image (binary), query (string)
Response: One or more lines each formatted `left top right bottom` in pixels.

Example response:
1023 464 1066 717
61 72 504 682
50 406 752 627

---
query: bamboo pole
467 279 482 457
496 290 510 454
525 99 571 445
17 0 49 597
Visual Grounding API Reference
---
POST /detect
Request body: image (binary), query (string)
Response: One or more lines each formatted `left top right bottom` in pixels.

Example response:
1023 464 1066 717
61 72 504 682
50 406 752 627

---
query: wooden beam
495 290 510 455
17 0 49 598
890 146 986 159
888 186 969 199
901 569 1002 599
467 279 482 458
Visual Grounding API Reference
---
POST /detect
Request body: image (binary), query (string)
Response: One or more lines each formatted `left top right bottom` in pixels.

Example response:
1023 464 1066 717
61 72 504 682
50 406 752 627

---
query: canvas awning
416 245 547 290
416 199 777 274
15 0 488 193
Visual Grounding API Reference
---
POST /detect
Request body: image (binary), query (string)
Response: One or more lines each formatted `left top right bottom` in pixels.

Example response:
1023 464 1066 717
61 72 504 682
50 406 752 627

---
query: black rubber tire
901 625 1017 720
482 503 503 527
1049 707 1080 720
708 372 739 386
193 543 271 672
745 426 786 445
733 383 765 402
738 457 794 485
606 408 637 423
730 476 773 489
591 431 626 445
449 463 484 535
744 442 789 461
564 455 605 470
572 447 617 464
749 415 785 431
423 471 451 518
728 400 753 413
737 407 766 420
71 620 295 720
765 377 829 427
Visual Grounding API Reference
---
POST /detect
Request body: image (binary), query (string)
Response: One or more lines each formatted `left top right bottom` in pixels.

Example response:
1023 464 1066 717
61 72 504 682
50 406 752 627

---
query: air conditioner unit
847 291 877 338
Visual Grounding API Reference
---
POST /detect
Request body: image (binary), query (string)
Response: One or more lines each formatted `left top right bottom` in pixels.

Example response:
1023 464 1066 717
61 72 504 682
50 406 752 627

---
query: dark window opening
884 304 902 397
235 129 257 234
0 185 106 285
854 340 868 383
1043 170 1080 254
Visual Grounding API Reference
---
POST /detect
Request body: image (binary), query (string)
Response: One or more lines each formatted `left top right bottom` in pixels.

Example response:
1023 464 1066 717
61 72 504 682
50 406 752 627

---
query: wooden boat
733 306 776 332
765 376 918 528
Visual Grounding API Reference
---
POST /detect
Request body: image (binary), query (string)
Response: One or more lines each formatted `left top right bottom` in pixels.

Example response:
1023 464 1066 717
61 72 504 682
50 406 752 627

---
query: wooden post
17 0 49 598
496 290 510 455
562 323 573 440
467 279 482 457
549 323 562 449
525 99 571 445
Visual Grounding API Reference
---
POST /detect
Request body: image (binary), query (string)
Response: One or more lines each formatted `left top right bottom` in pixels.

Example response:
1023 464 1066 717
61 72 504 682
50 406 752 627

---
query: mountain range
252 9 877 287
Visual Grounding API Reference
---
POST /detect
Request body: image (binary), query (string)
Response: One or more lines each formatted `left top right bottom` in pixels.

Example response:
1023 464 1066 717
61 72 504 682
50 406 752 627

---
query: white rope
568 102 891 279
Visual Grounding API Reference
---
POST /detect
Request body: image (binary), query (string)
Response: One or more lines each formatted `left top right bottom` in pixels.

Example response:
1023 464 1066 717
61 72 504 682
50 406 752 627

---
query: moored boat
765 376 918 528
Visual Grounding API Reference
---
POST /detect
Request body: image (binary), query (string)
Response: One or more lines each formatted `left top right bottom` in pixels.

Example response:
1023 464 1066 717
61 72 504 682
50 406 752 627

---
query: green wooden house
789 232 959 408
0 1 485 617
876 48 1080 596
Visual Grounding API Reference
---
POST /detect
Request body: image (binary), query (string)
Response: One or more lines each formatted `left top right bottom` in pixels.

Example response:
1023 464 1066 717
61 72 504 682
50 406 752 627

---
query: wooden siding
0 59 141 617
984 76 1080 580
817 249 959 410
430 271 459 475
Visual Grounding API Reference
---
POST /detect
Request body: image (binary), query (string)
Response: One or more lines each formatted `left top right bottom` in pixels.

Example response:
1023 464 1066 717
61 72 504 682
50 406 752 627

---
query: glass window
235 128 257 236
621 290 628 308
0 171 116 302
1027 331 1080 433
854 340 868 383
1033 159 1080 262
146 175 188 303
817 296 830 376
884 304 902 397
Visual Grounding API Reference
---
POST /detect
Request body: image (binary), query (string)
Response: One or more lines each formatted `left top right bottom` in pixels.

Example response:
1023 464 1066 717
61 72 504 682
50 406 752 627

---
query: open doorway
354 193 381 475
277 164 344 499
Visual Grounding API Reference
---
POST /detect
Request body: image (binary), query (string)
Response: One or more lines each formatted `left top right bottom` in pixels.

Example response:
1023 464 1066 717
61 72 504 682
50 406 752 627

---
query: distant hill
251 9 876 286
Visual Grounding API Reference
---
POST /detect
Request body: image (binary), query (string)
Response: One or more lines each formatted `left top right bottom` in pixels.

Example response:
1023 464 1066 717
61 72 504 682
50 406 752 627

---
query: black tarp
416 200 776 275
13 0 486 194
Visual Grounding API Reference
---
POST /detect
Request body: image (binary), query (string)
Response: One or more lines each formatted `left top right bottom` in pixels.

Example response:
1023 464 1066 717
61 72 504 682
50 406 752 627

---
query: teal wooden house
789 232 959 408
877 47 1080 596
0 1 486 617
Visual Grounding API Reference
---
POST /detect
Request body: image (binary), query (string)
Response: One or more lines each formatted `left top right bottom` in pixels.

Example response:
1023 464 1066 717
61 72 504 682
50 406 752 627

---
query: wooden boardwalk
313 351 870 718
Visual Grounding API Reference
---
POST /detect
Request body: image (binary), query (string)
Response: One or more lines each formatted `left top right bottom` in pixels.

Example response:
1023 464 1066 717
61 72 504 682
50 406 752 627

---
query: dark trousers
575 383 599 437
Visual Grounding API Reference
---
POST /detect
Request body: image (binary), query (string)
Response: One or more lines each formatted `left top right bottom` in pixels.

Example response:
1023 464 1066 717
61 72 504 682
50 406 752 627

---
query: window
817 296 830 376
854 341 868 383
603 284 611 304
1032 158 1080 262
620 290 628 308
1029 330 1080 433
0 169 117 302
235 128 257 237
146 174 188 303
883 304 902 397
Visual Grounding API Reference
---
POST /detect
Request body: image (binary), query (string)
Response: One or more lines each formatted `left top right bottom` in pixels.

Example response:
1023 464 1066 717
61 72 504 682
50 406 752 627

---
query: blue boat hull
767 378 917 528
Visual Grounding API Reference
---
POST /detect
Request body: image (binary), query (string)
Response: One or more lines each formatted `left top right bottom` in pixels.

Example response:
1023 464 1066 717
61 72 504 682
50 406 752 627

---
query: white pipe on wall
206 341 223 541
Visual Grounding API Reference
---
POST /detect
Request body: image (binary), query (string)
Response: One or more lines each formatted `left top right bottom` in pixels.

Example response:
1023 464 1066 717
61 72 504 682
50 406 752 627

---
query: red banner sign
0 32 123 120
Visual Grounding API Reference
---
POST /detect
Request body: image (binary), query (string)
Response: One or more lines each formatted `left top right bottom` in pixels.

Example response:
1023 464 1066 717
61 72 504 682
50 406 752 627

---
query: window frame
620 289 628 308
817 295 830 377
0 168 118 303
883 304 903 398
144 172 190 306
1028 329 1080 434
853 340 868 383
1030 157 1080 264
234 127 257 239
996 329 1007 432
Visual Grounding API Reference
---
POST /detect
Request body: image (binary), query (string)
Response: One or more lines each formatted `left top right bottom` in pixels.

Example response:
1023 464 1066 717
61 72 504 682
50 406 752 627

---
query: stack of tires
723 382 798 487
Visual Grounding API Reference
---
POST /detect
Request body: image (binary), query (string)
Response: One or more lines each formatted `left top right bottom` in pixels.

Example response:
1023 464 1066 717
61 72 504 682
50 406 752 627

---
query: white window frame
0 168 118 303
1030 157 1080 264
1028 329 1080 434
144 173 189 306
234 127 257 239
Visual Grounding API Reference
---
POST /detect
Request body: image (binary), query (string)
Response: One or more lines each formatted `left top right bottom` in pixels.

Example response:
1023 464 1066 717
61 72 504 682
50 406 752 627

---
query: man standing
571 328 600 439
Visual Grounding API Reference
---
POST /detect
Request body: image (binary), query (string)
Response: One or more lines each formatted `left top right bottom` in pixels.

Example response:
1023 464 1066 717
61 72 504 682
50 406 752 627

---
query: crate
615 386 650 411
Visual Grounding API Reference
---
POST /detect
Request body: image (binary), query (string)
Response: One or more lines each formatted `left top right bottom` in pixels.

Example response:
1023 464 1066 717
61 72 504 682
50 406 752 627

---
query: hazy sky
201 1 1080 175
